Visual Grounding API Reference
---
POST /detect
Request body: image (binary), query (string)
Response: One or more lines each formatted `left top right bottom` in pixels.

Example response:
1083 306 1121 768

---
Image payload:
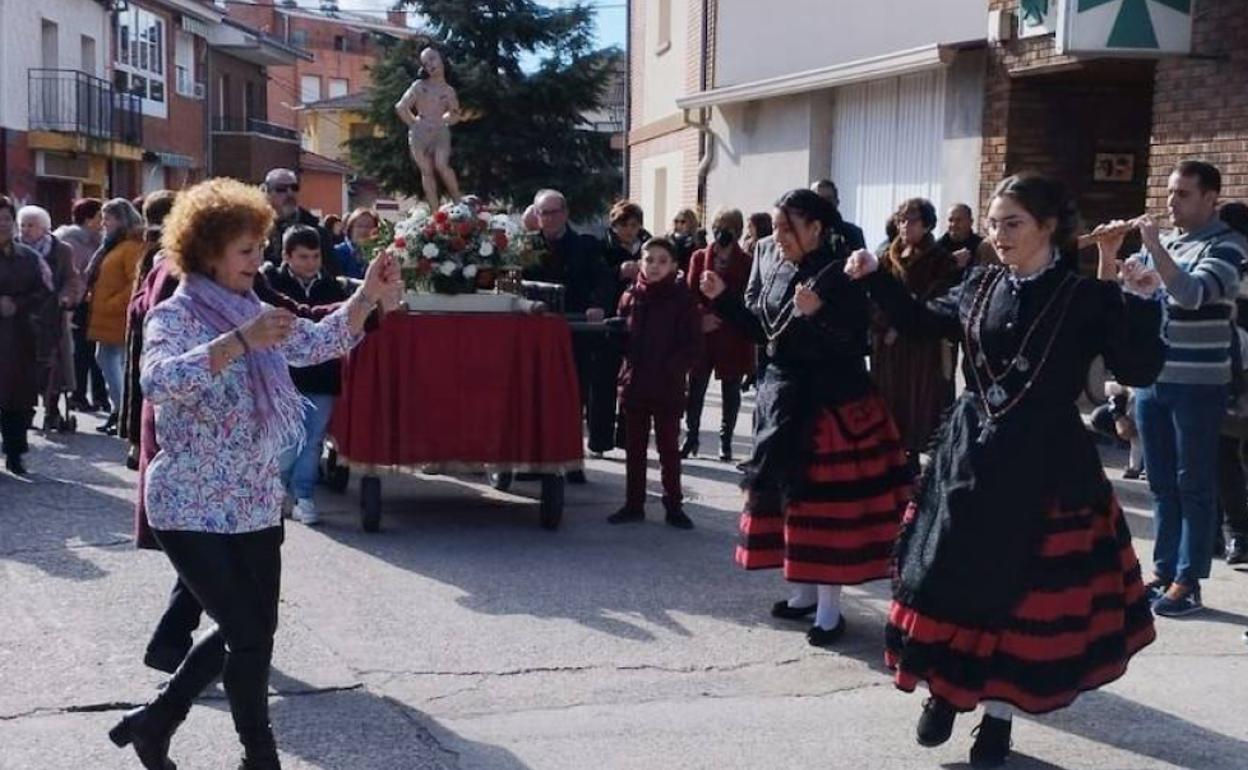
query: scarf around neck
176 273 307 450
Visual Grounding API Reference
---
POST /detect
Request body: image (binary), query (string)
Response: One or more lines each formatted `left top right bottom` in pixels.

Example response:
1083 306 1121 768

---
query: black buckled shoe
969 714 1013 768
770 600 817 620
664 505 694 530
916 696 957 747
805 616 847 648
108 703 185 770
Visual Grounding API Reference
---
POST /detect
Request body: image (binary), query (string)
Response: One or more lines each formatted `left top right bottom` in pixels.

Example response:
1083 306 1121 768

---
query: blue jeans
94 343 125 413
279 394 336 500
1135 382 1227 585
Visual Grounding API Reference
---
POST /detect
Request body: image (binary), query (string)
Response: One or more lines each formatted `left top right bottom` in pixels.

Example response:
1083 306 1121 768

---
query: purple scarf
176 273 307 449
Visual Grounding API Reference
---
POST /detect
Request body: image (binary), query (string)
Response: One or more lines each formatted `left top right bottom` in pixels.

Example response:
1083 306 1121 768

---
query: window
175 30 195 97
114 7 167 117
333 35 346 51
290 29 309 47
41 20 58 68
656 0 671 54
81 35 96 76
328 78 348 99
653 167 668 229
300 75 321 104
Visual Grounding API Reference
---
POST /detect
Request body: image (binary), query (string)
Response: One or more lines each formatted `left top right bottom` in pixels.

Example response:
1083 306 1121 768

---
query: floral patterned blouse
141 296 360 534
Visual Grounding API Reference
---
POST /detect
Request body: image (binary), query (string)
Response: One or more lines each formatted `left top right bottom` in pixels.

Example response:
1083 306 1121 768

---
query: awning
676 44 954 110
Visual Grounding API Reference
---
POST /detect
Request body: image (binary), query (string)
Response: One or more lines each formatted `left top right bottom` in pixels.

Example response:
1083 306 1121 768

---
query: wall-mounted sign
1094 152 1136 182
1019 0 1059 38
1058 0 1194 56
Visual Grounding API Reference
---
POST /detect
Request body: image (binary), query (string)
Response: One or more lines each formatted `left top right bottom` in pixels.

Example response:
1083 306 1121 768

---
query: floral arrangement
375 202 530 294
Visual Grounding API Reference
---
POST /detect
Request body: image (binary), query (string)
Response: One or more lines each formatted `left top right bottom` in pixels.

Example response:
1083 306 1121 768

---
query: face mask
714 229 735 248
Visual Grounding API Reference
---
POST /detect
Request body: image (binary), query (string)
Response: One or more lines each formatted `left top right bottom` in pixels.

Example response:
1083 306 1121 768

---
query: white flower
463 264 479 279
439 260 457 276
422 243 440 259
478 242 495 257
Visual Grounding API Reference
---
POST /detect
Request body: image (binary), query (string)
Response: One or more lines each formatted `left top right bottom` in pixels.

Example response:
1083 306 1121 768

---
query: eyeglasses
269 184 299 194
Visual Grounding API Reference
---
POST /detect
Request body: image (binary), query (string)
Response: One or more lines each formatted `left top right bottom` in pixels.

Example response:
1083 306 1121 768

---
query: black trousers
1 407 34 459
151 526 282 749
71 303 108 406
573 334 620 453
147 576 204 659
685 370 742 449
1217 435 1248 539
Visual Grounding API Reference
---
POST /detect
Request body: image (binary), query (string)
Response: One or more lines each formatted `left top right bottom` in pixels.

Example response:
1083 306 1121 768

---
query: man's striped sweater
1138 218 1248 386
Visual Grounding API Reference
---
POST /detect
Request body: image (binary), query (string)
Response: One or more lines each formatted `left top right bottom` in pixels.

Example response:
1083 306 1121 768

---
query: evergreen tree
349 1 620 219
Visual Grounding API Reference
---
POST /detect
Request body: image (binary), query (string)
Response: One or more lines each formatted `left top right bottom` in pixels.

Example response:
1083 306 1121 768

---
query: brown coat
0 241 51 409
870 235 960 451
87 237 143 345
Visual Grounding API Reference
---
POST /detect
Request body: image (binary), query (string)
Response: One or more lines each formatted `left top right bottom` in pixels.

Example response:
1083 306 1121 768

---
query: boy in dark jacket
262 225 352 525
609 238 703 528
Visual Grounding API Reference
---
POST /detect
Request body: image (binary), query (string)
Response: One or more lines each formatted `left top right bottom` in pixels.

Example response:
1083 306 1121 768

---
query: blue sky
311 1 626 52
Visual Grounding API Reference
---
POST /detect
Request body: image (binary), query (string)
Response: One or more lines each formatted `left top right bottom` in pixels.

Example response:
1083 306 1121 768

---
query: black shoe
143 644 190 675
916 696 957 747
41 411 62 432
97 412 119 435
607 506 644 524
718 439 733 462
126 445 141 471
566 470 587 485
108 703 184 770
5 455 27 477
679 438 699 459
1227 537 1248 565
238 727 281 769
969 714 1013 768
664 507 694 530
67 396 92 412
1123 465 1143 480
1144 576 1171 604
770 599 817 620
805 616 847 648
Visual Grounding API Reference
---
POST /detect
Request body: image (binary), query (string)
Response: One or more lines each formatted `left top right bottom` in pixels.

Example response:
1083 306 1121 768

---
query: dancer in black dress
849 174 1165 767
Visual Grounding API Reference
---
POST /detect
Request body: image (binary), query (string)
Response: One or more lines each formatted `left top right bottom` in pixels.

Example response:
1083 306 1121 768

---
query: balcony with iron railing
210 115 301 182
28 68 143 146
212 116 299 142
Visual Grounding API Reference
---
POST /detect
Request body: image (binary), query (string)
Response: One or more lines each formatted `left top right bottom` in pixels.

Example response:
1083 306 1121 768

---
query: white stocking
814 584 842 630
787 582 817 608
983 701 1014 721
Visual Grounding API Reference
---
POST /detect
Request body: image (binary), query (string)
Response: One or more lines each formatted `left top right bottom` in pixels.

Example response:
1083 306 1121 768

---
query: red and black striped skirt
884 496 1156 714
735 393 912 585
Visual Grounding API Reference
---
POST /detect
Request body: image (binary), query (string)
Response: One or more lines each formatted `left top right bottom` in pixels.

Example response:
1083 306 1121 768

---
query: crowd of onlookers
3 161 1248 607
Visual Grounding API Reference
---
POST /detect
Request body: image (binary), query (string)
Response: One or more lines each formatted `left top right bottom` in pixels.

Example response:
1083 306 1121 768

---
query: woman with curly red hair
108 178 400 770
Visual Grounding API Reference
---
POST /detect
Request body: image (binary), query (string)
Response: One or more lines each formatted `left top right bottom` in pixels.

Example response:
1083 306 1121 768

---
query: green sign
1058 0 1194 54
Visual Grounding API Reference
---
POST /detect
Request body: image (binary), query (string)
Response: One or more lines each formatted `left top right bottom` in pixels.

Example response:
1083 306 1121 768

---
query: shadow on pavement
1036 689 1248 770
266 669 532 770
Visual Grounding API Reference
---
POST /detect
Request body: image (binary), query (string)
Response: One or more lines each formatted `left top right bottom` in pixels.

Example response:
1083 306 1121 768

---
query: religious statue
396 47 463 210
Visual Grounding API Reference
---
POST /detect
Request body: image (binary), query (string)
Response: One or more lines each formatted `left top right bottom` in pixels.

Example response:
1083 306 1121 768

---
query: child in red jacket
609 238 703 528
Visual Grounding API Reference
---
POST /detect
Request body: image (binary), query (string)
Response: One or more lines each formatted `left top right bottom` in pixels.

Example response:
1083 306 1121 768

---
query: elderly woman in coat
19 205 82 431
0 196 51 475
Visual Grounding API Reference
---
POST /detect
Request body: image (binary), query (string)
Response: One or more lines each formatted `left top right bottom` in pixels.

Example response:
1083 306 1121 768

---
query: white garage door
831 69 946 250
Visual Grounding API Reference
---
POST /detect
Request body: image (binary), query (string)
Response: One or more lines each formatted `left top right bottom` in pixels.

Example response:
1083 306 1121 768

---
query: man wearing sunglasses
261 168 339 276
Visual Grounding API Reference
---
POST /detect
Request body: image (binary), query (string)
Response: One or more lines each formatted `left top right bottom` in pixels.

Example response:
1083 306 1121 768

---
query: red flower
393 236 407 249
492 232 509 251
415 258 432 275
457 221 473 236
449 236 466 252
433 210 449 223
422 226 436 239
438 221 451 234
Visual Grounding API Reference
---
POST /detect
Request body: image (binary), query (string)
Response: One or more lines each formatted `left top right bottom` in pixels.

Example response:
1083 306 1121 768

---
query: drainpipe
693 0 712 216
622 0 631 199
